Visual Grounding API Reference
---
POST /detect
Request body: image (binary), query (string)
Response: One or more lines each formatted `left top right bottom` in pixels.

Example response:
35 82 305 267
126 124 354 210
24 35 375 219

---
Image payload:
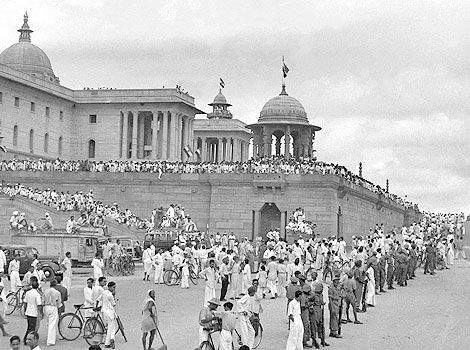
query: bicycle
58 303 93 341
108 255 135 276
199 322 263 350
5 287 26 317
82 306 127 345
163 264 198 286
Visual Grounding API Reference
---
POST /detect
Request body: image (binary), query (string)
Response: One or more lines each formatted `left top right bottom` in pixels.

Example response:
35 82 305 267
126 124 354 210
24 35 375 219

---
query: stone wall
0 171 406 242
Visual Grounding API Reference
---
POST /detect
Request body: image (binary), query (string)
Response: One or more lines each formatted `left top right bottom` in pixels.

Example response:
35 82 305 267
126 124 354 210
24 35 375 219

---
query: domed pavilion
0 12 60 84
248 83 321 158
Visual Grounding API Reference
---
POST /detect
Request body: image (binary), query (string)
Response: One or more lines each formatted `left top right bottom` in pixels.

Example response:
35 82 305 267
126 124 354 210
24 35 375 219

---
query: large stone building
0 14 204 162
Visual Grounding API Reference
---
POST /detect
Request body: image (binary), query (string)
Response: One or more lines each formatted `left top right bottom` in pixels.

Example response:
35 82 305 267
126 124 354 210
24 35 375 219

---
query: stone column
202 137 207 162
253 210 261 240
217 138 223 163
182 116 188 161
131 111 139 159
232 139 238 162
275 137 282 156
262 127 271 157
121 112 128 159
161 111 168 160
284 125 290 158
168 111 177 161
177 113 183 160
152 111 159 159
138 114 145 159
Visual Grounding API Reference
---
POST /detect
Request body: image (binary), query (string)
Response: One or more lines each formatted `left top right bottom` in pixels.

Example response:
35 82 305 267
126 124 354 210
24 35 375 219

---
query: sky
1 0 469 215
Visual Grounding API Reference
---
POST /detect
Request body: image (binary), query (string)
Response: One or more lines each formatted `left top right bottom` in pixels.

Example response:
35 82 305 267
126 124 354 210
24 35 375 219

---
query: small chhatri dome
0 12 60 84
209 89 232 107
259 83 308 124
207 88 233 119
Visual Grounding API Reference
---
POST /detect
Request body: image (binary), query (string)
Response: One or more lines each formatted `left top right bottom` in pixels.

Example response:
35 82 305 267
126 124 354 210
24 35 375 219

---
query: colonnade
196 137 249 162
120 110 194 161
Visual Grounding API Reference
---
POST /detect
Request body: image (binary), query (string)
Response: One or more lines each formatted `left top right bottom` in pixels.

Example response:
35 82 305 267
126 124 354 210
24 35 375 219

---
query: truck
9 227 103 268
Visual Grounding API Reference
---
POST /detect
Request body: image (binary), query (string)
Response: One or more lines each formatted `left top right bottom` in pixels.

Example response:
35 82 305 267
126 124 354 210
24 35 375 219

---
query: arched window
88 139 95 158
44 133 49 153
58 136 63 157
13 125 18 147
29 129 34 153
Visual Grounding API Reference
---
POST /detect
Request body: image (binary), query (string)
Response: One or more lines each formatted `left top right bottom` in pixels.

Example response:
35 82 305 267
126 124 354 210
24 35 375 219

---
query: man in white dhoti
142 246 154 281
237 287 256 349
152 249 164 284
286 290 304 350
365 263 376 307
266 256 278 299
98 281 118 348
61 252 73 292
91 252 104 284
200 260 218 306
8 254 22 292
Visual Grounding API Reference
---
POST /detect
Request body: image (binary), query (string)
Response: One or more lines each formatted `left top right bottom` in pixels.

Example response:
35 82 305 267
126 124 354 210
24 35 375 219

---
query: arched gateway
259 202 281 240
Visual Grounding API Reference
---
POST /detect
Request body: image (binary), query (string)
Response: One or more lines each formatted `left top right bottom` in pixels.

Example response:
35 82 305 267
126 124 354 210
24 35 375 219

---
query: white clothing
44 304 59 345
24 289 42 317
83 286 95 317
9 260 21 292
152 253 164 283
99 290 116 346
237 294 255 348
365 266 376 306
286 299 304 350
220 329 233 350
143 248 154 274
91 258 104 281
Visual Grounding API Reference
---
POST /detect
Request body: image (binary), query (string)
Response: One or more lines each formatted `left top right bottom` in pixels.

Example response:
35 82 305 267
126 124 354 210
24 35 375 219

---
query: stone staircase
0 193 144 239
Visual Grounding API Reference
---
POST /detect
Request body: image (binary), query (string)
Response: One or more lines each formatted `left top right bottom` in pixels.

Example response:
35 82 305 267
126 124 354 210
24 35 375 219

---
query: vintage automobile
0 244 61 279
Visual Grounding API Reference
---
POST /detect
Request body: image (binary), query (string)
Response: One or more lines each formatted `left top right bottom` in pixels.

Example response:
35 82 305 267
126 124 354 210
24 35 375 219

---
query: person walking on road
141 289 158 350
43 279 61 346
61 252 73 292
91 252 104 284
98 281 117 349
286 290 304 350
8 253 22 292
23 280 42 345
200 260 218 306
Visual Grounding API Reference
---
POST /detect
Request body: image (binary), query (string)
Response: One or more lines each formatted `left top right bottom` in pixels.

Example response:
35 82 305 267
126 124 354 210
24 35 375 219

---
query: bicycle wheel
5 292 17 315
59 312 83 341
83 317 105 345
190 269 198 285
253 323 263 349
199 340 215 350
164 270 178 286
107 260 119 277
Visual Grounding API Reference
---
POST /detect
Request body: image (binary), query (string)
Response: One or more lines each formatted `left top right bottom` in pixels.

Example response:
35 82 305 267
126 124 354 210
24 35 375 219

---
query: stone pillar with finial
386 179 389 193
359 162 363 178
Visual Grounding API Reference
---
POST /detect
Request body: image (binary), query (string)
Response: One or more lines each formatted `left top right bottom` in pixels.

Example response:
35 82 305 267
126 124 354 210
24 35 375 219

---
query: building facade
193 89 251 162
0 14 203 161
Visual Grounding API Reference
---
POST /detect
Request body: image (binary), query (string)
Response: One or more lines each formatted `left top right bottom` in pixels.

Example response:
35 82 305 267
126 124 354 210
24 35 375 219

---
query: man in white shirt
23 280 43 344
93 276 107 308
61 252 72 292
91 252 104 283
83 277 96 317
8 253 21 292
43 279 62 346
66 215 78 234
98 281 117 348
199 260 218 306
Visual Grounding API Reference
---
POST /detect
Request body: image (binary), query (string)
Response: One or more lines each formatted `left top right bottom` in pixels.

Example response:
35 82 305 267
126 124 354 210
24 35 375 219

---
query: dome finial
18 11 33 43
280 82 288 96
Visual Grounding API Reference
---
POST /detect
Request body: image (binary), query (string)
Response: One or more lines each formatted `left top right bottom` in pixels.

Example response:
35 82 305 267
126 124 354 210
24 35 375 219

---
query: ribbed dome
0 42 54 76
0 12 59 84
209 89 231 107
259 85 308 123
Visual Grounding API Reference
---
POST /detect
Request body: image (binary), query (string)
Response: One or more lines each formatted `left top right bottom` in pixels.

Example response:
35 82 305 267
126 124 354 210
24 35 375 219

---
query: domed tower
0 12 60 84
207 89 233 119
248 83 321 158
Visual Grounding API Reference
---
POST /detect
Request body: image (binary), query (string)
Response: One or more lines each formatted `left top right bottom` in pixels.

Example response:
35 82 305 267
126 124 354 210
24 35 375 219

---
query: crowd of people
0 156 419 209
0 205 466 349
285 207 317 236
1 182 197 234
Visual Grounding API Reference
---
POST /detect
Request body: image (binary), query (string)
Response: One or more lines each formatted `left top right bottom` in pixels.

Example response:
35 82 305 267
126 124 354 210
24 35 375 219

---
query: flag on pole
184 145 193 158
282 57 289 78
195 148 201 157
219 78 225 89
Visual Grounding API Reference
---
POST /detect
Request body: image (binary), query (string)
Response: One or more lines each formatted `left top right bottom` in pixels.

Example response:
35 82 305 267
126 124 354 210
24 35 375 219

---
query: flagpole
282 56 285 89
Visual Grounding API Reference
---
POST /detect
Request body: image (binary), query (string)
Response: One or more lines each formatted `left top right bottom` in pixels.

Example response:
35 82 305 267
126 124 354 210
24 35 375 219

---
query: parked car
0 244 61 279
